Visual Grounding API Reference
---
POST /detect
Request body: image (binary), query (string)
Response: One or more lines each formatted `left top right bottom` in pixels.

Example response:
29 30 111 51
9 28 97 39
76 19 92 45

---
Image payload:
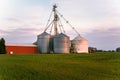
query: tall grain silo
71 36 88 53
37 32 51 53
54 33 70 53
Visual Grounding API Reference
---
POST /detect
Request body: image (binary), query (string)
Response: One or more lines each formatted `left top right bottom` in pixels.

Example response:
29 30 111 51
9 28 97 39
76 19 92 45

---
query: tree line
89 47 120 53
0 38 6 54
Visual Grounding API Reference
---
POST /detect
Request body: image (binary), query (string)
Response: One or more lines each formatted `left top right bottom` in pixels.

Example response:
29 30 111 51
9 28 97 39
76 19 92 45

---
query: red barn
6 43 37 54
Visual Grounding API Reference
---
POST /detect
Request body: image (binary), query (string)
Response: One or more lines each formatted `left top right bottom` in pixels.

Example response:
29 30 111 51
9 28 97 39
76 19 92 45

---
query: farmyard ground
0 52 120 80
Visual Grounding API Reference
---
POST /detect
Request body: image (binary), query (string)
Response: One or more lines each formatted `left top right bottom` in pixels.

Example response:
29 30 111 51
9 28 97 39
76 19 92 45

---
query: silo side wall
37 38 50 53
54 35 70 53
75 44 88 53
71 37 88 53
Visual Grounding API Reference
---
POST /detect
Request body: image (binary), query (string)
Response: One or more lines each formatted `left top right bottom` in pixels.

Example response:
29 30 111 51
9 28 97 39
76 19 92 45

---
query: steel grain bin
37 32 51 53
71 36 88 53
54 33 70 53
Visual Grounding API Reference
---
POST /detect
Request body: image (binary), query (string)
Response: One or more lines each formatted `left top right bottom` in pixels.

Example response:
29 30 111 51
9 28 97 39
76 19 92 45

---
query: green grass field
0 52 120 80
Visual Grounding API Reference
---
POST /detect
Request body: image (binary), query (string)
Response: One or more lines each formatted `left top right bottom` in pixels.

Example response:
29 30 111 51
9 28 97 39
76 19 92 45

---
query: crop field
0 52 120 80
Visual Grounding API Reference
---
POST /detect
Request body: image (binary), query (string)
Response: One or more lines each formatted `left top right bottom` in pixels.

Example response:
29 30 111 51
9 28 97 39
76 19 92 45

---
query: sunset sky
0 0 120 50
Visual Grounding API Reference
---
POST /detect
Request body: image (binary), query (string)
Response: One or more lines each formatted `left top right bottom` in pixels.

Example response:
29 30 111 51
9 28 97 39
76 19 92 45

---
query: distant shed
6 43 37 54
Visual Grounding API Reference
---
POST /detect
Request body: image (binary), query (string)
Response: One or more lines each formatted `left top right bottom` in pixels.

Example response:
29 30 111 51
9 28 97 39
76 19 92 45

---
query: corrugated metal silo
71 36 88 53
37 32 51 53
54 33 70 53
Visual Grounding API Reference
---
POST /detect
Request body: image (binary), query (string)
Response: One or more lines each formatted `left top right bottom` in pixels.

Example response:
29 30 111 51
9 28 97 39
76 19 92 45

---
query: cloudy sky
0 0 120 50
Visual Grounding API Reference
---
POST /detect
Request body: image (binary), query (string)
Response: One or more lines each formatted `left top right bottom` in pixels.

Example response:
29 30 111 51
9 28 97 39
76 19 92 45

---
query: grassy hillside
0 52 120 80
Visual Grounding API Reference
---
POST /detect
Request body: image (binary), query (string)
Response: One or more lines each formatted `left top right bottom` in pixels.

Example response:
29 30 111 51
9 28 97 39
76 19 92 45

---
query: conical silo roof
73 35 88 41
55 33 69 38
38 32 51 38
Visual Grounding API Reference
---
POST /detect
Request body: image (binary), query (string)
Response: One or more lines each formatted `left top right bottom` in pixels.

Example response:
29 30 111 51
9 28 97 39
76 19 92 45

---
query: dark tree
0 38 6 54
